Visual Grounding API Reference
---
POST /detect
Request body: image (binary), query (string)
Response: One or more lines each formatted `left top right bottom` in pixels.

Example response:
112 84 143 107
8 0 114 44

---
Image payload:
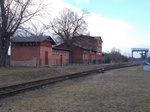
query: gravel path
0 66 150 112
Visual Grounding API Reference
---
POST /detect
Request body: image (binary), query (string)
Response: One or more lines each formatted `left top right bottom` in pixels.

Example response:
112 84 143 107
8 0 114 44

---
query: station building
10 35 104 67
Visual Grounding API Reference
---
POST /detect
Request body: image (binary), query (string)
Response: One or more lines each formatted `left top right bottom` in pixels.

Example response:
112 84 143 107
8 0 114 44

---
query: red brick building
10 35 104 67
57 35 104 64
10 36 69 67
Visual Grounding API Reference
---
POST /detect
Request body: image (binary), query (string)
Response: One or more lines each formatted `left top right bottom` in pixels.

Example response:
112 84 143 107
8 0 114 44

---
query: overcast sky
39 0 150 57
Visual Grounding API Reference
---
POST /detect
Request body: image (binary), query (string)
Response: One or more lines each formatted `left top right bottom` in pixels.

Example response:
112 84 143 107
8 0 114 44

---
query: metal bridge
132 48 150 71
131 48 149 63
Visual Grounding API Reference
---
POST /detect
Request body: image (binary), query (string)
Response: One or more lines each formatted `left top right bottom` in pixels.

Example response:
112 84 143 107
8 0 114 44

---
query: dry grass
0 65 102 87
0 66 150 112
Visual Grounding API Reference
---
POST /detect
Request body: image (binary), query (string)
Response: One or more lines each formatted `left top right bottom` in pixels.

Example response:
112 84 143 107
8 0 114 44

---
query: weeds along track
0 63 137 99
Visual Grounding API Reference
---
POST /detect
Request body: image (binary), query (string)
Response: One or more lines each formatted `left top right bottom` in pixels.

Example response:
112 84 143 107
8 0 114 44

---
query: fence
49 59 111 67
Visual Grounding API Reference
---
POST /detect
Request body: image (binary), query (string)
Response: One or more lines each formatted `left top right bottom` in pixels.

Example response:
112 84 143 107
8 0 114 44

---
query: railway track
0 63 137 99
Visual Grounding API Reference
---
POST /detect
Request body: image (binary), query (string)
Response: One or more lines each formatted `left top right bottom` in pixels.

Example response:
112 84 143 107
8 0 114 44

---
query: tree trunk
0 38 10 67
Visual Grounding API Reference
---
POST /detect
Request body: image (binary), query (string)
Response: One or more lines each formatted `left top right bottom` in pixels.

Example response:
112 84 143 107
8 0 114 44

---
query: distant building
10 36 69 67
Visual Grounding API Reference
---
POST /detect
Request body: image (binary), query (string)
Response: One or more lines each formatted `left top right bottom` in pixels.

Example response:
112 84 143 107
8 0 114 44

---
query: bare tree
15 20 48 37
105 48 128 63
0 0 42 67
48 8 88 63
48 8 88 45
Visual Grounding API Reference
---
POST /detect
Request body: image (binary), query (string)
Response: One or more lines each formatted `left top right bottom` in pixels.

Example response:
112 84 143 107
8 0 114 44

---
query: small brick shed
10 36 70 67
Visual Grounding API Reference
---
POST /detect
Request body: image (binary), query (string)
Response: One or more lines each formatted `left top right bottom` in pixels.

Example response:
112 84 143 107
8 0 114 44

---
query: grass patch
42 66 150 112
0 66 150 112
0 65 102 87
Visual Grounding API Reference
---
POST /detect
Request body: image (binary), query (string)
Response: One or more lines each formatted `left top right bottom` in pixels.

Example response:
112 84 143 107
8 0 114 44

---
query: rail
0 63 138 99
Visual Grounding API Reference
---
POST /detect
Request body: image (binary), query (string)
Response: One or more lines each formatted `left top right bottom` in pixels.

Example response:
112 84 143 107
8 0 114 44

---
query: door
45 51 48 65
60 55 62 65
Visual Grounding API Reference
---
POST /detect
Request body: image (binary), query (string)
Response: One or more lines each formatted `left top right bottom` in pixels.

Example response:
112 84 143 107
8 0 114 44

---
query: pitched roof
56 43 96 52
73 35 102 41
52 47 70 51
74 44 97 52
73 44 91 51
93 36 102 41
10 36 56 44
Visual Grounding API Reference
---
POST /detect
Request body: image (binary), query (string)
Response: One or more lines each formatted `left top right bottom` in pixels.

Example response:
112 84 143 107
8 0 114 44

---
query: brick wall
72 47 82 63
10 45 39 67
51 49 69 65
11 58 37 67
